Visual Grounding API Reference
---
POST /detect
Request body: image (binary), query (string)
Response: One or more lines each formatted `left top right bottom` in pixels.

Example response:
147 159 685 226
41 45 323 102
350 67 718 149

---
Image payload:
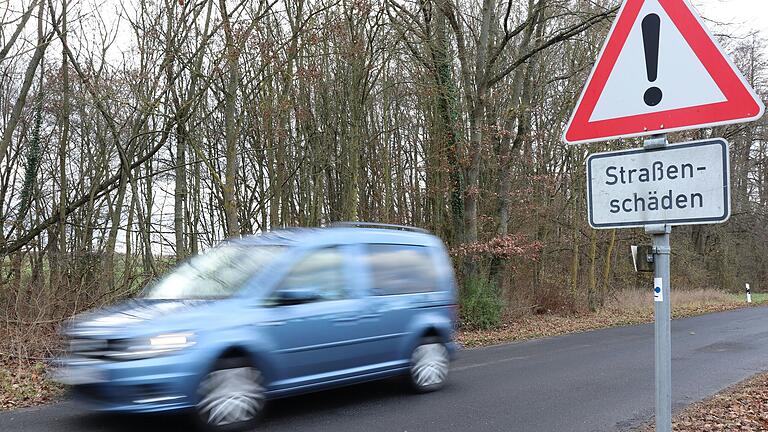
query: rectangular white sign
587 139 730 229
654 277 664 302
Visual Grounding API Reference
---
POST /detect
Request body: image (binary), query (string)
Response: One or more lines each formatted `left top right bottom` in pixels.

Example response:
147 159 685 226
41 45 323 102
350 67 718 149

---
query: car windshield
142 244 285 300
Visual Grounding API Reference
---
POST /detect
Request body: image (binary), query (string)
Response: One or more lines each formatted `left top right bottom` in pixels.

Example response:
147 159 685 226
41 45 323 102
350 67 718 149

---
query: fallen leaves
0 323 64 411
641 373 768 431
0 359 62 410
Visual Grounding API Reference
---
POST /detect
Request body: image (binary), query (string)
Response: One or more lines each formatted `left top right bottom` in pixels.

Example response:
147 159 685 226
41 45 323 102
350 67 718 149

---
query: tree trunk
600 229 616 308
588 229 597 311
54 0 71 294
0 7 50 168
220 0 241 237
432 0 464 243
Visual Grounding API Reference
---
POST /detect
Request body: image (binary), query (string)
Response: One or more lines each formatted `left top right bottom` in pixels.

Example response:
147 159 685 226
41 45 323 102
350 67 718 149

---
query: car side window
272 247 346 302
366 244 438 295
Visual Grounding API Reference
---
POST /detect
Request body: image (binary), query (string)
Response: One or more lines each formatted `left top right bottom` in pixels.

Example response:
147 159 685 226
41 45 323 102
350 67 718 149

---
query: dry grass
606 288 741 313
458 288 757 348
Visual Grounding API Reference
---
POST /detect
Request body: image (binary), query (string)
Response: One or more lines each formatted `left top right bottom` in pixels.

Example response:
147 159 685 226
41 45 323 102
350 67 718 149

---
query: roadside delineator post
746 284 752 303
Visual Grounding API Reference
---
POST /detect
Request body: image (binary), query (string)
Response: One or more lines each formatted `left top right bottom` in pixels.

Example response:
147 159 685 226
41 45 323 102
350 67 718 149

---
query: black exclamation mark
642 14 663 106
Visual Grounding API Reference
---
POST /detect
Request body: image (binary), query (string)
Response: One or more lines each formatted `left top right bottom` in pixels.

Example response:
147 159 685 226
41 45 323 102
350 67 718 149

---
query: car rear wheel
196 357 265 431
409 338 449 393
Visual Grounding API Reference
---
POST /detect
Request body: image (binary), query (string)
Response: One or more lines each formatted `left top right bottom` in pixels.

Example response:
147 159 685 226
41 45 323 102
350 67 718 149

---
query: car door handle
332 316 358 323
262 321 286 327
358 314 382 320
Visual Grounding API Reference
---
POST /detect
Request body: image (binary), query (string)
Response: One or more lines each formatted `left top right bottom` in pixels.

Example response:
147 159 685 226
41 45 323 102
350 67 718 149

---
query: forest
1 0 767 331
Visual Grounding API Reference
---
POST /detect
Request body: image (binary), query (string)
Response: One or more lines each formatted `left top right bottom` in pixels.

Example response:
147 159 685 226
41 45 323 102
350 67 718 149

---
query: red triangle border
564 0 764 144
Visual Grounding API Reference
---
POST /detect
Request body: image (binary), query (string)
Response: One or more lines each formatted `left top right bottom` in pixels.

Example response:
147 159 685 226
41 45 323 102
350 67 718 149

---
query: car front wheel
196 357 265 431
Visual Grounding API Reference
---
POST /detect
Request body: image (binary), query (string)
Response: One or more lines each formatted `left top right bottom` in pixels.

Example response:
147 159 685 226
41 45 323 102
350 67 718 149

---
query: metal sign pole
648 223 671 432
644 134 671 432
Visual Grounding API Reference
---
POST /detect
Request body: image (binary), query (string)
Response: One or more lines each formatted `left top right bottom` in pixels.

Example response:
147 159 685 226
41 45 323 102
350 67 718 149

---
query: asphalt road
3 306 768 432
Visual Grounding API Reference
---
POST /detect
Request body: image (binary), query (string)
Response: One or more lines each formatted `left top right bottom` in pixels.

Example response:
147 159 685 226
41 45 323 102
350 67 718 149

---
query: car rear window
366 244 438 295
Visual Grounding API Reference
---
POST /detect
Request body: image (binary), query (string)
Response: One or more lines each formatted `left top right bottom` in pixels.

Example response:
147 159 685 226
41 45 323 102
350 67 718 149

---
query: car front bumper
52 353 201 413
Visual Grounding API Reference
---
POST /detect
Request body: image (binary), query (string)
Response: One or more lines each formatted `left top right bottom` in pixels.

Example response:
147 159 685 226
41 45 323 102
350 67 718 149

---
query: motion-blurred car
53 223 458 431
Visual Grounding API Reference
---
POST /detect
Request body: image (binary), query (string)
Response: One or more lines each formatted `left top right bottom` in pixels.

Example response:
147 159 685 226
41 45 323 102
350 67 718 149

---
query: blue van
53 223 458 430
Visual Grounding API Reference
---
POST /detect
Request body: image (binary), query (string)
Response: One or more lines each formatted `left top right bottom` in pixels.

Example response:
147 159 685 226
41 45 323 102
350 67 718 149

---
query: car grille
68 338 124 360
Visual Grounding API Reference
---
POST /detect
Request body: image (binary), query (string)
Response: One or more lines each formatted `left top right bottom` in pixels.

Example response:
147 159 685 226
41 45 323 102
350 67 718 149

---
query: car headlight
110 332 196 360
150 333 193 348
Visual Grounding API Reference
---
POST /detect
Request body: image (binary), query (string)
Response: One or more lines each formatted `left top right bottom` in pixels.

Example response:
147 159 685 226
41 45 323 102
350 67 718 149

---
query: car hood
65 299 212 338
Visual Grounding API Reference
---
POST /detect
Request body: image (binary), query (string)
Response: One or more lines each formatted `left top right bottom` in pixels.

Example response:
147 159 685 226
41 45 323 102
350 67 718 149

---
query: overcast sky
82 0 768 61
693 0 768 38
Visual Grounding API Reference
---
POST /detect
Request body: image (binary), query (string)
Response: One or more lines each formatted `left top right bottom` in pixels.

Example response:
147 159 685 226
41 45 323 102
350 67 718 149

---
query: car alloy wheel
197 362 265 430
409 340 449 392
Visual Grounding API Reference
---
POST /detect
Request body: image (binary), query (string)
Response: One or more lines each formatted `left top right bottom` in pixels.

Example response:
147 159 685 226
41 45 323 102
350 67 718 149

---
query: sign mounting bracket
643 134 668 150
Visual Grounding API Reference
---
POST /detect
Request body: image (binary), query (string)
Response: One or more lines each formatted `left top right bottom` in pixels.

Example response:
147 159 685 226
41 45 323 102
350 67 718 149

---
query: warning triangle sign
564 0 764 144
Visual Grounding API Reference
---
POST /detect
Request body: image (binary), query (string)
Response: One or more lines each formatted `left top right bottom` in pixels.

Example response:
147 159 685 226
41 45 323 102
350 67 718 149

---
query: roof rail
330 221 430 234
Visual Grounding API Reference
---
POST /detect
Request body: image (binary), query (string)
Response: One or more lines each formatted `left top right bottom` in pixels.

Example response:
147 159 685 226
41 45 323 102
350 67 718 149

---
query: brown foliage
451 234 543 262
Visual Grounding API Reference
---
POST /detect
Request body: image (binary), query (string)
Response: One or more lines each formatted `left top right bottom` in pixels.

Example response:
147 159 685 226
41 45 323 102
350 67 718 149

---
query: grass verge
457 289 765 348
0 359 62 410
0 323 64 410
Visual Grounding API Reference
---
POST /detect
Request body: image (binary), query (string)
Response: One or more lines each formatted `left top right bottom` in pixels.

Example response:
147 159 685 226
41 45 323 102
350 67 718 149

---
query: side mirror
275 287 323 305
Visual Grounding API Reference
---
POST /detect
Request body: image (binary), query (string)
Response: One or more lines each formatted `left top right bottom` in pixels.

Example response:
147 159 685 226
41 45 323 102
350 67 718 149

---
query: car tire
195 356 266 432
408 337 449 393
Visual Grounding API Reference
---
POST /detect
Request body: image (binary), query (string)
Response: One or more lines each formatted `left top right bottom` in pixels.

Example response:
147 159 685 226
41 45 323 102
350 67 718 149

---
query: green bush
460 277 504 330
